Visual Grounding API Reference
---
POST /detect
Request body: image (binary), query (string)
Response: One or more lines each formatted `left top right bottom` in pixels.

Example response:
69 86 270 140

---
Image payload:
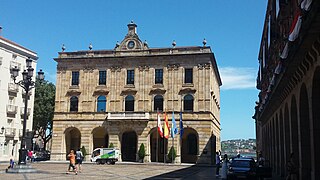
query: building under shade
0 36 38 161
253 0 320 179
51 22 222 164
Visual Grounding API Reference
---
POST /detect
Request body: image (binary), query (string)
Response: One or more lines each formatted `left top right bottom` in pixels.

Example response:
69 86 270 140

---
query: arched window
184 94 194 111
154 95 163 111
125 95 134 111
187 133 197 155
97 96 106 112
70 96 78 112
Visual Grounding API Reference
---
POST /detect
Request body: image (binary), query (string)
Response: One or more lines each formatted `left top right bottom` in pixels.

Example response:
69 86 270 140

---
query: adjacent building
0 36 38 161
51 22 222 164
253 1 320 179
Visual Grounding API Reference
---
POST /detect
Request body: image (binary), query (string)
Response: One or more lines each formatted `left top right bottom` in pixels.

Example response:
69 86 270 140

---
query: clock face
128 41 135 49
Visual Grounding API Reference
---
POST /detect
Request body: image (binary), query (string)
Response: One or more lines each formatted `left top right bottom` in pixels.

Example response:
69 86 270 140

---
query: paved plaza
0 162 218 180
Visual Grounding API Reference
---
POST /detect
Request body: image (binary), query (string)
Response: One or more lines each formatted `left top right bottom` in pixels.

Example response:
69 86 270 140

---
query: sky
0 0 267 141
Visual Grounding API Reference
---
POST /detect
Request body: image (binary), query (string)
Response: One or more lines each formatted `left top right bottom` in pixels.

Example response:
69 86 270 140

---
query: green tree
81 146 87 160
168 146 177 163
33 79 55 150
138 143 145 161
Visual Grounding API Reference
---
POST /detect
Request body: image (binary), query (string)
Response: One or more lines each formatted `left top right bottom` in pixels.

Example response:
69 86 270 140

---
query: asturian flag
157 112 163 138
171 111 178 138
164 112 170 139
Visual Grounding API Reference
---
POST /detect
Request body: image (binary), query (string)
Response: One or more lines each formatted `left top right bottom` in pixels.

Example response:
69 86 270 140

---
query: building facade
0 36 38 161
253 1 319 179
51 22 222 164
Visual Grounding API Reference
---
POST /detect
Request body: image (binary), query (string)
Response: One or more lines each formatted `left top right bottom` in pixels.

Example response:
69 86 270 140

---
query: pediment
114 21 149 51
149 88 166 95
120 88 137 96
66 90 81 96
179 88 196 95
93 89 109 96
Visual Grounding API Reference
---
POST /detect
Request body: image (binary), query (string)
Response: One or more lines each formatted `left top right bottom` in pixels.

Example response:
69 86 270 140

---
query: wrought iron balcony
5 127 16 137
8 83 19 93
6 105 18 114
20 107 31 116
10 61 21 71
19 129 23 137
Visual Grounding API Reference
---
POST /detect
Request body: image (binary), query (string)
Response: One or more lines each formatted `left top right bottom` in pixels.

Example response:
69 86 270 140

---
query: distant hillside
221 139 256 157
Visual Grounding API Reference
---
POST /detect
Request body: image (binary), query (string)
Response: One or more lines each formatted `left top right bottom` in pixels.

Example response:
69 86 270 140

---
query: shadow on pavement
144 165 214 180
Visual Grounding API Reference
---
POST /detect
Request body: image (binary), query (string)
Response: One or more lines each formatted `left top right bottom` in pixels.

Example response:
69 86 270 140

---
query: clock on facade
127 41 135 49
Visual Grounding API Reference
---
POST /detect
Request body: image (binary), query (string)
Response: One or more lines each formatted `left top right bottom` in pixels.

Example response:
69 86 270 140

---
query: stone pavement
0 161 220 180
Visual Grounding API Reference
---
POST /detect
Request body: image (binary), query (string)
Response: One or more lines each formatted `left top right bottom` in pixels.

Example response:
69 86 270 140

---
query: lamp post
11 57 44 165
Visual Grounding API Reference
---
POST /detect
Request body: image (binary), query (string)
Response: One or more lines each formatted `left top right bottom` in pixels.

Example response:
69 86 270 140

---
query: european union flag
179 111 184 139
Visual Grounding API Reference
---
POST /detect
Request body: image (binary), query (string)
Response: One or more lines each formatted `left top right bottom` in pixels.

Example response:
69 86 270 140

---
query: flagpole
180 96 183 165
163 111 165 164
156 108 159 163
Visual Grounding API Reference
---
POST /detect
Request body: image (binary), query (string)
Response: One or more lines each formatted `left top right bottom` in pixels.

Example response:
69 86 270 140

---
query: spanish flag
163 112 170 139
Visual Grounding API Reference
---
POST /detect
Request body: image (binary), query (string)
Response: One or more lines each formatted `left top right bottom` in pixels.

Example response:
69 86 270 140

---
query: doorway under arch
150 128 168 162
65 127 81 159
121 131 137 162
181 128 199 163
92 127 109 149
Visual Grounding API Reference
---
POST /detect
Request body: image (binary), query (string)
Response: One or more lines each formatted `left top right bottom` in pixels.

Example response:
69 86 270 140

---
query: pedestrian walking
66 150 77 175
215 152 221 177
221 154 228 179
76 148 84 172
258 153 265 167
286 153 297 180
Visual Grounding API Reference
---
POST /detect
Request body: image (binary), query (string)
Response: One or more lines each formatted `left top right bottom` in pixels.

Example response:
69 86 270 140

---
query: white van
91 148 120 165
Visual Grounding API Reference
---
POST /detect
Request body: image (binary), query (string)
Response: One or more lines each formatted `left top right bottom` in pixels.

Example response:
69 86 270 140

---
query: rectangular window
127 70 134 84
99 70 107 85
185 68 193 84
155 69 163 84
72 71 79 86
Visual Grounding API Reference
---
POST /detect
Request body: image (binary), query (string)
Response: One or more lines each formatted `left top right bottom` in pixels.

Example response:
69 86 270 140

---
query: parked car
227 158 257 179
34 150 51 161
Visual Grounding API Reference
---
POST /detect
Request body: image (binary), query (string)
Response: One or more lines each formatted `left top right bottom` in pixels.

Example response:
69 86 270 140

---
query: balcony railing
5 127 16 137
6 105 18 114
20 107 31 116
8 83 19 93
10 61 21 71
19 129 23 137
22 90 32 96
107 112 149 120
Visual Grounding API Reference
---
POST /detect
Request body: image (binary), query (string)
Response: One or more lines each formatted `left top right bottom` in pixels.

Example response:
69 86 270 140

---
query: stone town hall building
51 22 222 164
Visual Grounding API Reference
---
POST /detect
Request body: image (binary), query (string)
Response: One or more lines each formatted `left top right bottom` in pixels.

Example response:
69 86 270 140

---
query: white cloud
220 67 256 90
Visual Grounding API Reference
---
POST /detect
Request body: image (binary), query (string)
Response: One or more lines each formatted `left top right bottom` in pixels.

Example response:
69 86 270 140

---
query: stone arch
149 127 167 162
299 83 311 179
92 127 109 150
284 104 290 164
125 95 134 111
312 66 320 178
64 127 81 159
181 127 199 163
279 109 285 177
121 130 137 162
183 94 194 111
154 95 164 111
290 95 300 171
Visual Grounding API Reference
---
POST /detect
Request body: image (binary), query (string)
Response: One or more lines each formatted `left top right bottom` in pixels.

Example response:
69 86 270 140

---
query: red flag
157 112 163 138
164 112 170 139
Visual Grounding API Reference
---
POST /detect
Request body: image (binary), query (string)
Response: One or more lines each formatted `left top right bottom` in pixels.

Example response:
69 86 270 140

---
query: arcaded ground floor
51 116 220 164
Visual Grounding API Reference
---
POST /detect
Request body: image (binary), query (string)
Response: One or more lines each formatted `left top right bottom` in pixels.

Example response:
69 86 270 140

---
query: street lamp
11 57 44 165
